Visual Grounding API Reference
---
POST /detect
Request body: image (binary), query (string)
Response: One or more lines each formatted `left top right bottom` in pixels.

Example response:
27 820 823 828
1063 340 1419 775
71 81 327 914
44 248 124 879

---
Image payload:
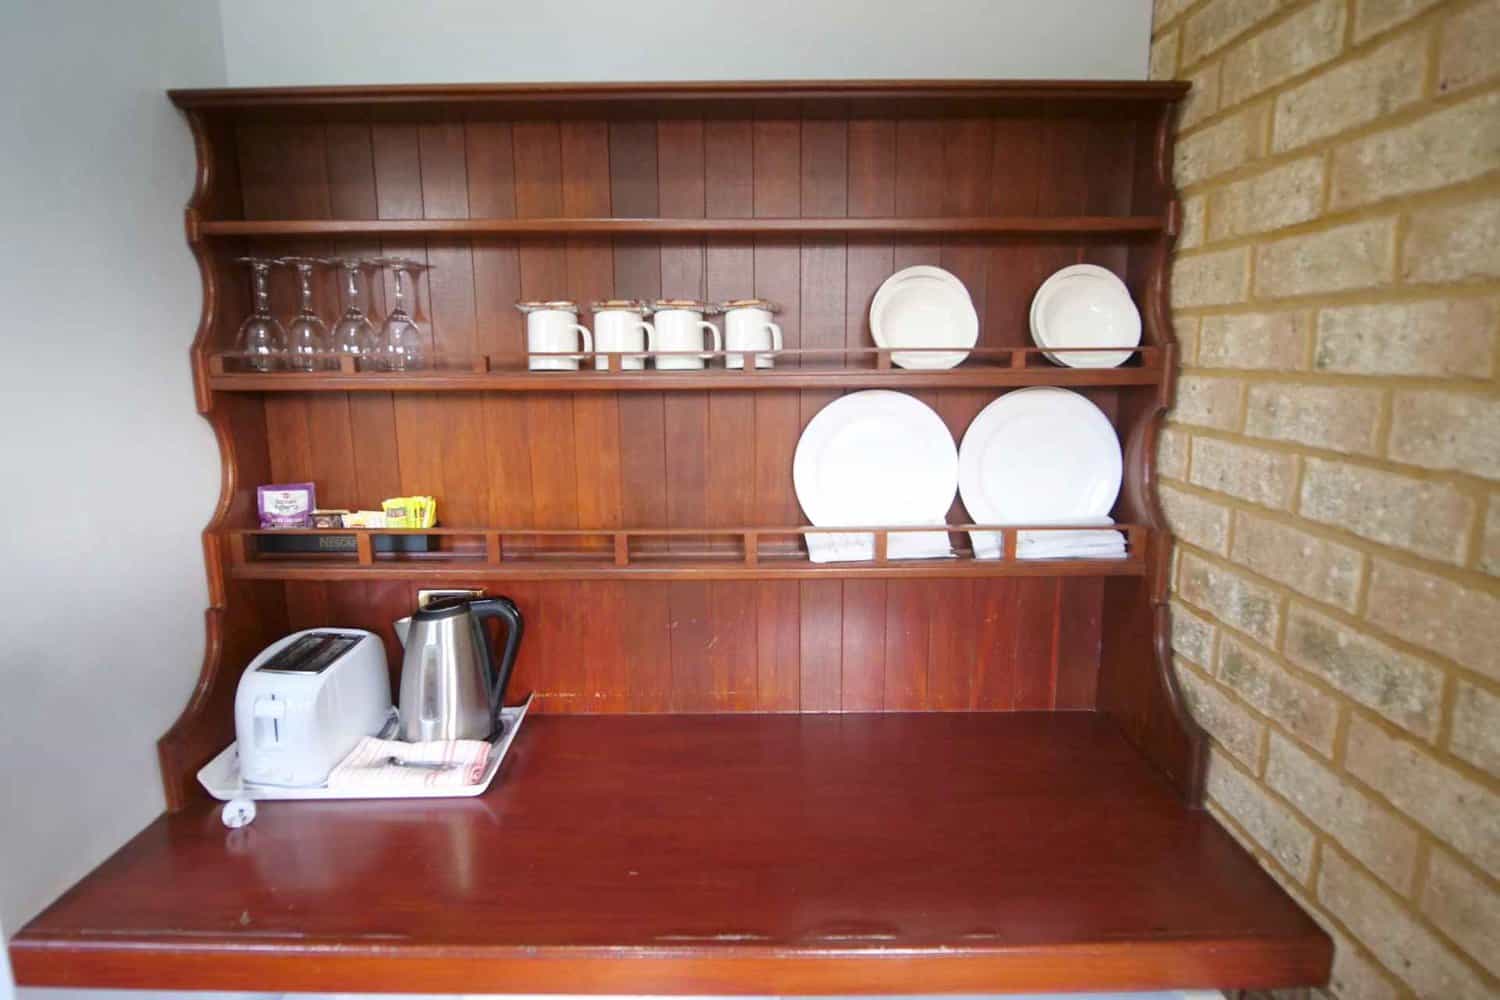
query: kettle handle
468 597 524 738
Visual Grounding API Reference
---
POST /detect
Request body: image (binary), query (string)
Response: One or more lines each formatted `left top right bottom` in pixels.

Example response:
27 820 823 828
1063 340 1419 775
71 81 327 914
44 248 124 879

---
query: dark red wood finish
15 713 1329 995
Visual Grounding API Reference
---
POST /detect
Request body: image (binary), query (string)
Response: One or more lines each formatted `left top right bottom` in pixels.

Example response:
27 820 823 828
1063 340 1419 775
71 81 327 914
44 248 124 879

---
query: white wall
0 0 225 962
218 0 1151 86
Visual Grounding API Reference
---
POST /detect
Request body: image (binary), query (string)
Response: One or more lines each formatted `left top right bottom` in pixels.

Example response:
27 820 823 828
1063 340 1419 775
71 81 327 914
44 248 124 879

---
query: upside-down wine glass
280 257 331 371
235 257 286 371
377 258 426 371
330 258 378 367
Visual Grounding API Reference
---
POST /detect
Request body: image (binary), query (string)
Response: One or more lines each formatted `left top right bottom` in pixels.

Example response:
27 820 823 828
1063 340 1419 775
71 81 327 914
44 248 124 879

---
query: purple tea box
258 482 316 528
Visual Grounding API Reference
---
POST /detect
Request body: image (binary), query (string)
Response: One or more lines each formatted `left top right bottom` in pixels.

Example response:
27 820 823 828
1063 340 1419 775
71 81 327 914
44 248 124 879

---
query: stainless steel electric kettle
392 596 523 742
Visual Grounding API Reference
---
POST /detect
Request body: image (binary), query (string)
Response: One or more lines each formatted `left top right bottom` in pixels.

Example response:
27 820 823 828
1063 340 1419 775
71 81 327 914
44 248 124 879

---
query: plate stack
1029 265 1141 368
870 266 979 369
958 388 1126 560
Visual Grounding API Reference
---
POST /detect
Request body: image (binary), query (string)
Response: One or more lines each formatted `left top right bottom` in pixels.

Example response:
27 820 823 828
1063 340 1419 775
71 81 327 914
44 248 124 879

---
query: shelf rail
206 344 1164 391
227 522 1149 581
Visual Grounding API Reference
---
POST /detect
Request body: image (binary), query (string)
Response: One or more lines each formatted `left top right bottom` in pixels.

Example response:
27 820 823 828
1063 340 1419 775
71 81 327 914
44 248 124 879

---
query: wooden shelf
10 712 1330 994
227 524 1149 582
197 214 1166 238
206 346 1166 393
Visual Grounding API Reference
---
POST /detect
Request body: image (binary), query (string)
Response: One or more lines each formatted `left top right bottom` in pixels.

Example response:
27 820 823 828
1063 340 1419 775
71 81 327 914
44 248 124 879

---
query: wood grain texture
21 714 1329 995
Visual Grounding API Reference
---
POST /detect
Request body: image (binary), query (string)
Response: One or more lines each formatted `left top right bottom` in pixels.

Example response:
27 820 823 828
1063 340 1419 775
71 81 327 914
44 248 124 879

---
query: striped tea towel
327 736 491 791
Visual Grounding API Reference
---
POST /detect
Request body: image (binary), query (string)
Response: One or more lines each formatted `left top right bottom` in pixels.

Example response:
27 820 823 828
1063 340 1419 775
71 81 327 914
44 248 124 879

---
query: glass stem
298 266 315 314
392 267 408 316
345 266 361 314
252 265 272 316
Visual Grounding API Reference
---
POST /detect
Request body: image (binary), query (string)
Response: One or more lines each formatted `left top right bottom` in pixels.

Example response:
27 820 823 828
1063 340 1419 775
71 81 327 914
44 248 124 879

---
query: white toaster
234 628 392 787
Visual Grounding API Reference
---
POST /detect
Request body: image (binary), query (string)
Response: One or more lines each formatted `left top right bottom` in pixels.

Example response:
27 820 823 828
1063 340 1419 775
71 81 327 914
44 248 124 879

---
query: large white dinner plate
1030 272 1141 368
958 388 1123 558
794 390 957 561
870 269 979 370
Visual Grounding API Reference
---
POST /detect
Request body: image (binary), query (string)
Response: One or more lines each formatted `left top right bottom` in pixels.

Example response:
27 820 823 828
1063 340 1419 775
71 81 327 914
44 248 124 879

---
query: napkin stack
326 736 491 791
971 517 1127 561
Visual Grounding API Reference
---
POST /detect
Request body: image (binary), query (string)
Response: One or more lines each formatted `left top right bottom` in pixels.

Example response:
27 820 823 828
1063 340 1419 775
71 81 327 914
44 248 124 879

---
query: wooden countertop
10 712 1329 995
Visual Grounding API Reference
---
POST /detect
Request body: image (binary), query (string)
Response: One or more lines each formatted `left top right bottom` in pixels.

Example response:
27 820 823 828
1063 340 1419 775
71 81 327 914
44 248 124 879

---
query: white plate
870 270 979 370
794 390 957 561
1028 264 1123 339
198 694 533 801
958 388 1123 557
884 264 973 300
1030 272 1141 368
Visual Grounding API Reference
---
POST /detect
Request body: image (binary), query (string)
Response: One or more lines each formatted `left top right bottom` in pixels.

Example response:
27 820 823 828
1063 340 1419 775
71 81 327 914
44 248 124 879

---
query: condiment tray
198 694 533 801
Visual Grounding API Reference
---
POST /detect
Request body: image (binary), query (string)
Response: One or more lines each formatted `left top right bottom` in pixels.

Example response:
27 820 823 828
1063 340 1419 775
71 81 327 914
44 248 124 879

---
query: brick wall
1149 1 1499 997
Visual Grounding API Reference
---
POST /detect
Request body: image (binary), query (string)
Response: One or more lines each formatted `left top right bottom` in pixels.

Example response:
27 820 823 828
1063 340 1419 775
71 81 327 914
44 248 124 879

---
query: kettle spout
393 616 411 647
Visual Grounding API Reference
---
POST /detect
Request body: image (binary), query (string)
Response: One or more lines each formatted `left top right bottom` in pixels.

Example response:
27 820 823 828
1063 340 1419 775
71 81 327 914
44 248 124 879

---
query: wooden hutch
9 81 1331 995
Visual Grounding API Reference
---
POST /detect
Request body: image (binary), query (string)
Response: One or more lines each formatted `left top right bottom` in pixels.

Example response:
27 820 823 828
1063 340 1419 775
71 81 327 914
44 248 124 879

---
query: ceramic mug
721 300 783 369
518 302 592 371
651 301 721 370
591 302 654 371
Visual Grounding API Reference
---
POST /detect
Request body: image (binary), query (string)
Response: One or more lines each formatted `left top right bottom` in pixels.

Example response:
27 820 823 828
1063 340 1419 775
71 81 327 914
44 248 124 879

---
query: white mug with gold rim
650 299 721 371
721 298 783 369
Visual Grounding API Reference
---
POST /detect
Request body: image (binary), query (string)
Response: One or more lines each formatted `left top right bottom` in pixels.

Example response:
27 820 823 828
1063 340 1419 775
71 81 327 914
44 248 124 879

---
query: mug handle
697 320 722 360
765 322 784 351
636 320 656 356
571 324 593 359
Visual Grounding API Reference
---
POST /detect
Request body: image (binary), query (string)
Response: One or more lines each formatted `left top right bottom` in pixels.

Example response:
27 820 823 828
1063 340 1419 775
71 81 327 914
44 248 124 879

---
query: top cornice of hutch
168 78 1191 115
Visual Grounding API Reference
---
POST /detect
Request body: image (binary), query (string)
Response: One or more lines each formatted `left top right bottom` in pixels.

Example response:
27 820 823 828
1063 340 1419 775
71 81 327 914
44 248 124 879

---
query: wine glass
235 257 286 371
279 257 331 371
330 258 378 367
376 258 427 371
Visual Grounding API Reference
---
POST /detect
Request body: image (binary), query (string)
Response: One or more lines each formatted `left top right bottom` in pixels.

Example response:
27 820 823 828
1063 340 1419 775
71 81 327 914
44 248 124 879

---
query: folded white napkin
326 736 491 791
805 527 954 564
971 519 1127 561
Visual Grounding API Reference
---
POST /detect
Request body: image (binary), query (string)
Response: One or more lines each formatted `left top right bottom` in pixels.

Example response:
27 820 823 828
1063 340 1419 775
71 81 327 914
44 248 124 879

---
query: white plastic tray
197 693 533 801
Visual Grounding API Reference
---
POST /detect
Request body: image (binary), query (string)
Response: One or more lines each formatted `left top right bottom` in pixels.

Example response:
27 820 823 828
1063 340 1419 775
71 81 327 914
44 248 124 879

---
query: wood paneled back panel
231 111 1141 714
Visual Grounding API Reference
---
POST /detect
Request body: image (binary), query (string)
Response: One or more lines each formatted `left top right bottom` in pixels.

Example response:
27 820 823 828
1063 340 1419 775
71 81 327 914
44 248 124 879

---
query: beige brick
1284 603 1444 739
1179 194 1205 249
1207 752 1316 880
1483 494 1500 573
1176 661 1264 766
1199 310 1311 370
1158 425 1189 480
1274 30 1428 152
1171 374 1243 430
1232 511 1364 611
1439 0 1500 94
1450 681 1500 774
1154 0 1197 30
1221 0 1345 106
1171 598 1219 665
1175 317 1200 366
1421 849 1500 978
1255 218 1397 299
1346 716 1500 877
1366 559 1500 680
1209 157 1324 241
1218 635 1339 755
1161 483 1231 554
1299 457 1474 564
1267 733 1419 889
1190 436 1298 508
1182 0 1279 65
1326 928 1402 1000
1179 62 1220 131
1150 29 1179 81
1387 389 1500 479
1175 105 1265 187
1179 551 1282 644
1404 194 1500 283
1171 247 1250 307
1245 382 1383 454
1354 0 1446 42
1330 91 1500 209
1314 298 1497 377
1319 847 1491 1000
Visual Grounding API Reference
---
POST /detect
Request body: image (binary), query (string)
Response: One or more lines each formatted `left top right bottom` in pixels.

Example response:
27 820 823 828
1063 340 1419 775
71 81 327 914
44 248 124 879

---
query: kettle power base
197 694 533 802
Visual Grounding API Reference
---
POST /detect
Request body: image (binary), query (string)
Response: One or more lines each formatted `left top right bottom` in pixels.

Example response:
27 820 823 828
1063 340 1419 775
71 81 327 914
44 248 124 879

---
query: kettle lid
411 595 473 621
